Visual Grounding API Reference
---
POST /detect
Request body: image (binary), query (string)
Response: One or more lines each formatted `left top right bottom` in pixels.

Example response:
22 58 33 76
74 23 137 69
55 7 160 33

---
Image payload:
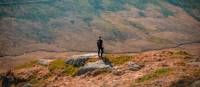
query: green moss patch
15 60 37 69
105 55 134 66
49 59 79 76
172 50 191 57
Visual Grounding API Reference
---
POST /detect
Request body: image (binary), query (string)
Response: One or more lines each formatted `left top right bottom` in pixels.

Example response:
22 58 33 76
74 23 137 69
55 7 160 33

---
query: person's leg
98 48 100 57
101 48 104 58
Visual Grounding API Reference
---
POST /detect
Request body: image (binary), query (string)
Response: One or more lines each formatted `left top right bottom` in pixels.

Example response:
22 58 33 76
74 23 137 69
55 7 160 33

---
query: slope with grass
2 47 199 87
0 0 200 56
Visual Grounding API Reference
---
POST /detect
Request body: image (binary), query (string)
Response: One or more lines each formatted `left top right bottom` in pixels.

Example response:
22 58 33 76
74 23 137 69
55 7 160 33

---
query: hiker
97 36 104 58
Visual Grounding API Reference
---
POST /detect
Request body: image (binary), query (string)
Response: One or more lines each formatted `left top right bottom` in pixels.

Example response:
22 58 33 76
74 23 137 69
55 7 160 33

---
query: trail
1 41 200 58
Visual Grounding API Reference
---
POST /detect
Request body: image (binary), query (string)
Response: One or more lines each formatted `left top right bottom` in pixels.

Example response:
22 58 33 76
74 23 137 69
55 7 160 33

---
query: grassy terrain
49 59 79 76
105 55 134 66
0 0 200 56
161 50 192 58
147 36 172 44
136 68 173 83
167 0 200 21
15 60 37 69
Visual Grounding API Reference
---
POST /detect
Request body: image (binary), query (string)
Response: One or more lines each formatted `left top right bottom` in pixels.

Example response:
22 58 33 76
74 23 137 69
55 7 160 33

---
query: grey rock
191 80 200 87
76 60 112 76
23 83 32 87
65 53 97 66
38 59 54 66
112 69 125 76
128 62 144 71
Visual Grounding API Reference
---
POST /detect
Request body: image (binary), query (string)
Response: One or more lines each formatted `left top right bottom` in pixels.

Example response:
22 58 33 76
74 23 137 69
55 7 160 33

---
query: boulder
37 59 54 66
127 62 144 71
65 53 97 66
112 69 125 76
23 83 32 87
76 60 112 76
191 80 200 87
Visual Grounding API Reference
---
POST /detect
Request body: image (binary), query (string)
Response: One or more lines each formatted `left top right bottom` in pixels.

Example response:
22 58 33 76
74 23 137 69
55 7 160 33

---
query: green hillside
0 0 200 56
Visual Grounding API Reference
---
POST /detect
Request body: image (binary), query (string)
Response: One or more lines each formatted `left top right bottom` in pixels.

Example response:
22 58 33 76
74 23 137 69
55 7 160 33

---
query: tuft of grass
15 60 37 69
48 59 79 76
136 68 173 83
173 50 191 57
49 59 66 71
62 65 79 76
105 55 134 66
175 50 190 55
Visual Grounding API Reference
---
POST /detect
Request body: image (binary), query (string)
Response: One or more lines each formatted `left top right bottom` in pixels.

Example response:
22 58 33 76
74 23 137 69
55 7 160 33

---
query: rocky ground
0 43 200 87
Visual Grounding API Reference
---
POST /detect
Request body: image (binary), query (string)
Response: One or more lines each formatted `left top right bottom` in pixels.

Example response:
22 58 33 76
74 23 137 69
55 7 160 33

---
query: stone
127 62 144 71
191 80 200 87
65 53 97 66
112 69 125 76
37 59 54 66
76 60 112 76
23 83 32 87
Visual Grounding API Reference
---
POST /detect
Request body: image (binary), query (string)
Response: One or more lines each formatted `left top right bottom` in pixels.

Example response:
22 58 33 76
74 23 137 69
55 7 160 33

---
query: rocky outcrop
76 60 112 76
112 69 125 76
127 62 144 71
65 53 97 66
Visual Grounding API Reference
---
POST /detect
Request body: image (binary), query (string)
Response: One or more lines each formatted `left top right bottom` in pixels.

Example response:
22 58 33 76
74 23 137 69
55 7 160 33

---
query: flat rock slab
38 59 54 66
76 60 112 76
127 62 144 71
65 53 98 66
187 62 200 67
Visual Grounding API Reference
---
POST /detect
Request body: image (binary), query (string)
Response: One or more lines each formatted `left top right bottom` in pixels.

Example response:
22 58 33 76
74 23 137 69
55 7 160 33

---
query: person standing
97 36 104 58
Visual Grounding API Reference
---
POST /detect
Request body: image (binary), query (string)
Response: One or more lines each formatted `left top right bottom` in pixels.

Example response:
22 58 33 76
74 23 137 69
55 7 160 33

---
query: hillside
0 43 200 87
0 0 200 56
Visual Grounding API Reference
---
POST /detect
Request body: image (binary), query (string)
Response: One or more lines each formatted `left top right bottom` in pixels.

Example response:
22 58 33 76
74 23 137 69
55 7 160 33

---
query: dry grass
136 68 173 83
15 60 37 69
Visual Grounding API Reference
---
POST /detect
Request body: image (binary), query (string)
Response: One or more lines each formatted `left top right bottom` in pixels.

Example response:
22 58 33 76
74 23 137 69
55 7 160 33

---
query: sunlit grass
172 50 191 58
49 59 79 76
161 50 191 58
15 60 37 69
105 55 134 66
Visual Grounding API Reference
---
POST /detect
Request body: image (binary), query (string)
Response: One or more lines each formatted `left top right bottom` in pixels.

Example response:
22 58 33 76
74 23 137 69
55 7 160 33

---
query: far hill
0 0 200 56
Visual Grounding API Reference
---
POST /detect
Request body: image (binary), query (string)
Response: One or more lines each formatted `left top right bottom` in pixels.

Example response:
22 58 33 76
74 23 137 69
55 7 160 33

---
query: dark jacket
97 39 103 48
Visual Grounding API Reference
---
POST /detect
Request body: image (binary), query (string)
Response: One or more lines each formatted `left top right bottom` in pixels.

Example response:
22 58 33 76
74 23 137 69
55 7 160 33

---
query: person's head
99 36 102 39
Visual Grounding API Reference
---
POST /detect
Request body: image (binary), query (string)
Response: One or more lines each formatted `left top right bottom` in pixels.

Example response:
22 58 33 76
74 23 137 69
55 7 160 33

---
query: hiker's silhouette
97 36 104 58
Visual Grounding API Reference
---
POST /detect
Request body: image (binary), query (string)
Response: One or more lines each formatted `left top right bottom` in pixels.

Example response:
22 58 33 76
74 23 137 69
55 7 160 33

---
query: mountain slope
0 0 200 56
